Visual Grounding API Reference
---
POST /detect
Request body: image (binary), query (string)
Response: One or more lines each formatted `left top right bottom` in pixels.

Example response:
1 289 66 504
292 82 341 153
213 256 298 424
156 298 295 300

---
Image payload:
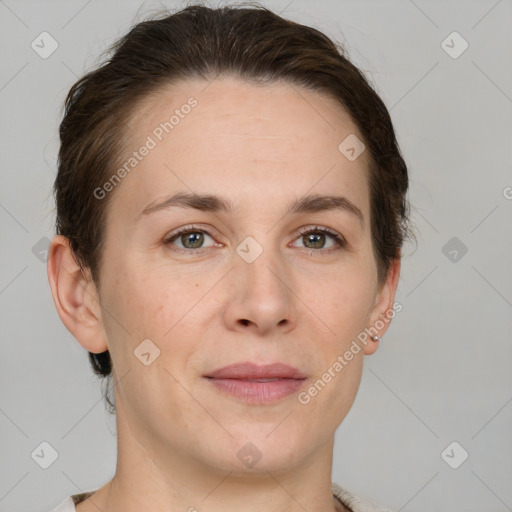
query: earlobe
47 235 108 354
362 330 381 356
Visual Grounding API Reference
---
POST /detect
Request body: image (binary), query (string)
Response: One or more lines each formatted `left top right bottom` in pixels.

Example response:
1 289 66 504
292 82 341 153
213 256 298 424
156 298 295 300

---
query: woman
47 3 413 511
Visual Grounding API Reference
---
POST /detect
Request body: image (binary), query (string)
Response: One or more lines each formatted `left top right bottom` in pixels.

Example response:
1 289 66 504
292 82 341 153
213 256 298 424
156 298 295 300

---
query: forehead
108 76 370 225
133 76 360 143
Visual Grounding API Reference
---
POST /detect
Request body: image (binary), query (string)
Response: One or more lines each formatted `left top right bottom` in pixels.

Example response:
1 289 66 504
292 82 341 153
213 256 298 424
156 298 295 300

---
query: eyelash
163 224 346 256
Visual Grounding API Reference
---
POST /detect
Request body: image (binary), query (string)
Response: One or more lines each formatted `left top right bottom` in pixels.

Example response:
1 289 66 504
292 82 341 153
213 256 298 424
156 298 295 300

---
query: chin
199 424 318 476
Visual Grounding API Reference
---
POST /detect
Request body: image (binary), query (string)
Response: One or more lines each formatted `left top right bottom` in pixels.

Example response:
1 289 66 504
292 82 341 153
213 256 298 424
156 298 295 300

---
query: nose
223 243 297 336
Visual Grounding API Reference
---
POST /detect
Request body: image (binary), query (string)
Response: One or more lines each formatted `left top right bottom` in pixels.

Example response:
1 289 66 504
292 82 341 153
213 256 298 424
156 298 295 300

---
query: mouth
204 361 307 380
204 362 307 404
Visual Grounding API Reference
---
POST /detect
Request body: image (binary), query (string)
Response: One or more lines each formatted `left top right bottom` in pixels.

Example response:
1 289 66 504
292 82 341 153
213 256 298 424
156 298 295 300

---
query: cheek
103 257 171 326
304 269 374 409
99 259 205 375
316 272 375 339
97 264 166 368
296 347 364 444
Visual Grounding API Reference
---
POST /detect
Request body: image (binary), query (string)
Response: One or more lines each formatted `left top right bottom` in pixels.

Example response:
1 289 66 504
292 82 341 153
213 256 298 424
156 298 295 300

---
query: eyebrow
139 191 364 227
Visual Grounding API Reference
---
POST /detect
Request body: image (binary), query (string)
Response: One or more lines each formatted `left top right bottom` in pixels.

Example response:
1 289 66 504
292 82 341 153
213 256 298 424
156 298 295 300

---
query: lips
204 361 307 380
204 362 307 404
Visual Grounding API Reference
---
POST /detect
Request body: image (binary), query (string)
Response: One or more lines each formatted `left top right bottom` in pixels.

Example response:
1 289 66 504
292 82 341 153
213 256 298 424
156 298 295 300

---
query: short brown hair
54 2 415 413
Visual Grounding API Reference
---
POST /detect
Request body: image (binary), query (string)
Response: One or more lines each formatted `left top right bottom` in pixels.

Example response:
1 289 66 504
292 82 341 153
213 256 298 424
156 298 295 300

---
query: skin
48 76 400 512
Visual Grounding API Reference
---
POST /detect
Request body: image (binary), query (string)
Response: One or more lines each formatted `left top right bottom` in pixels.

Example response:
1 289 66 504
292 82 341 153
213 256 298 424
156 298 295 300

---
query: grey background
1 0 511 511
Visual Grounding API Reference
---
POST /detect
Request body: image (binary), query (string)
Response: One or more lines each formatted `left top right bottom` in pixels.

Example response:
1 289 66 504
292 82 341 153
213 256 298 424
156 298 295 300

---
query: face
55 76 399 477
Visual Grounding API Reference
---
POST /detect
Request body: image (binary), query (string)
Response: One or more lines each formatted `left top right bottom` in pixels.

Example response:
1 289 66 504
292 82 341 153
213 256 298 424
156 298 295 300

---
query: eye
291 226 346 255
164 224 220 254
164 224 346 256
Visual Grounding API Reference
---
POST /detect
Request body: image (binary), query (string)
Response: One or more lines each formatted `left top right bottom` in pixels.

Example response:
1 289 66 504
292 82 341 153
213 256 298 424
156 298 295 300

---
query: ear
363 257 401 355
47 235 108 354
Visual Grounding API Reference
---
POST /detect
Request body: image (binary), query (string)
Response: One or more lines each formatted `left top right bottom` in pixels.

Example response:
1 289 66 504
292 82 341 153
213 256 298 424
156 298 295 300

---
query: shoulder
46 490 96 512
45 496 75 512
332 481 395 512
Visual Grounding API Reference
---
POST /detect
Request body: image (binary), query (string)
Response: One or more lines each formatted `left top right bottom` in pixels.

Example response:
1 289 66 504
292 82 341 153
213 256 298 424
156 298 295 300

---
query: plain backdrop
0 0 511 511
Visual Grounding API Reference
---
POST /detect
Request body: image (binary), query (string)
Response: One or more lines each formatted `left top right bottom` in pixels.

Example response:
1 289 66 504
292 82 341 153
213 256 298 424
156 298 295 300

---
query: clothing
48 482 393 512
332 482 394 512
